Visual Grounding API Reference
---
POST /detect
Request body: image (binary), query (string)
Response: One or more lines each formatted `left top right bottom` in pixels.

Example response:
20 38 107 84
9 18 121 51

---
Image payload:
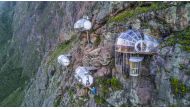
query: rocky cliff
0 1 190 107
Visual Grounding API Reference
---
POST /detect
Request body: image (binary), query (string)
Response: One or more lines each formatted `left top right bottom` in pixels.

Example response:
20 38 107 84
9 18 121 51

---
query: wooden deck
115 50 157 55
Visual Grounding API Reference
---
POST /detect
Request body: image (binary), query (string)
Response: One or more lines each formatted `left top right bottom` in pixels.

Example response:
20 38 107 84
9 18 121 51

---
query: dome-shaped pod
74 18 92 31
129 57 144 76
57 55 70 66
75 66 89 76
115 29 143 52
83 20 92 30
74 66 94 87
74 66 90 85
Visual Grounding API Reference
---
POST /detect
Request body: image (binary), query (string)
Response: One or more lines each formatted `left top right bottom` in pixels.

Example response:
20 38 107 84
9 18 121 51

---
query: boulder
88 47 101 56
94 67 110 77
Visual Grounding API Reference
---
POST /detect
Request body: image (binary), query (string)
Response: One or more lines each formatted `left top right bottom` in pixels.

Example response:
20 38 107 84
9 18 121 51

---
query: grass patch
94 35 101 47
53 96 62 107
95 77 123 98
163 26 190 52
94 95 106 105
0 52 28 102
109 77 123 90
47 34 78 65
0 87 24 107
109 2 170 23
170 77 189 97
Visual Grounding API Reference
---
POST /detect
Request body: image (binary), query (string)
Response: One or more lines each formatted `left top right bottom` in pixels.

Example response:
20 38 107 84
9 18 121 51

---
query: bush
170 77 189 97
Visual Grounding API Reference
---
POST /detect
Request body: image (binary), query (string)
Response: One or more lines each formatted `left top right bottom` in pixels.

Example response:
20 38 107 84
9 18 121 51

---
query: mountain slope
0 1 190 107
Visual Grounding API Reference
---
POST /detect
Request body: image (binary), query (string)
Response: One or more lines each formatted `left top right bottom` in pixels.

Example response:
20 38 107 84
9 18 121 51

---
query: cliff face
0 1 190 107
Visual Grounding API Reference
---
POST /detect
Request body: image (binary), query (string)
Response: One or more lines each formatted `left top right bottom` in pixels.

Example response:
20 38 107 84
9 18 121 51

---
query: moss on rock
0 87 24 107
170 77 189 97
109 2 169 23
47 34 78 65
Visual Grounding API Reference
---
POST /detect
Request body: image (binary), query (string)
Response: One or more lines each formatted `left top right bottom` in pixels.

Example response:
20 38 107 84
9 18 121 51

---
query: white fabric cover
75 66 89 76
57 55 70 66
74 18 92 31
75 66 94 87
129 57 144 62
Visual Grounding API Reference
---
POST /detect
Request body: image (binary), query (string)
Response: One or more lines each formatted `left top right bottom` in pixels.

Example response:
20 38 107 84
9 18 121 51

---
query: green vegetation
76 83 83 89
164 26 190 52
75 99 87 107
48 34 78 64
184 69 190 76
94 95 106 105
0 53 27 102
53 96 62 107
0 2 14 68
0 4 13 47
178 27 190 52
36 2 52 33
95 77 123 98
0 87 24 107
170 77 189 97
120 103 128 107
94 35 101 47
109 77 123 90
0 2 28 104
179 64 186 70
109 2 169 23
163 36 176 47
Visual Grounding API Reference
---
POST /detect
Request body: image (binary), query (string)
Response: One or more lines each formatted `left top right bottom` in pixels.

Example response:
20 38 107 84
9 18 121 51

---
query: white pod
75 66 94 87
57 55 70 66
83 20 92 30
74 18 92 31
75 66 89 76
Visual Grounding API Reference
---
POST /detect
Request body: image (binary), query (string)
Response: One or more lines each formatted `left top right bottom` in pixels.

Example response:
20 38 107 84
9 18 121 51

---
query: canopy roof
118 29 142 42
116 29 143 47
116 29 159 53
129 57 144 62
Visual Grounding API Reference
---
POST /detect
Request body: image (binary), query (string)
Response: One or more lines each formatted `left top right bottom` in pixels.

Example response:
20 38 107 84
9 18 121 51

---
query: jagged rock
95 2 112 24
104 32 112 40
90 58 102 67
129 89 140 106
131 19 141 29
94 67 110 77
137 87 151 105
98 47 112 66
127 71 155 106
90 34 98 44
88 48 101 56
82 55 91 66
106 90 128 106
